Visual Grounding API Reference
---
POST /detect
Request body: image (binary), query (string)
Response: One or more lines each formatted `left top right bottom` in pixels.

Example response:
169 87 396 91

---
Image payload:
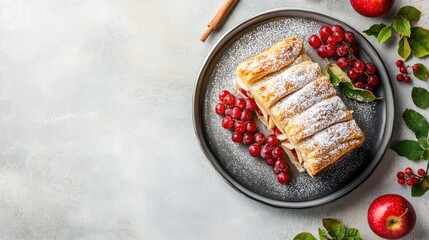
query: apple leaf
397 6 421 23
318 228 330 240
391 140 424 161
346 228 362 240
293 233 317 240
397 37 411 61
393 17 411 37
411 177 429 197
363 23 387 37
323 218 345 240
377 26 392 43
412 87 429 109
402 109 429 139
409 27 429 58
413 63 429 81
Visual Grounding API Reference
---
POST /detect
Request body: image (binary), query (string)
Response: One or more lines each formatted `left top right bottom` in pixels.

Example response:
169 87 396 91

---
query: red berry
240 110 252 121
396 74 405 82
354 82 364 89
350 45 359 55
260 146 273 159
231 107 242 119
336 45 348 57
274 159 288 171
319 25 333 42
404 76 412 83
222 116 234 129
397 171 405 179
337 57 348 69
327 35 338 45
215 103 226 115
245 98 257 111
399 66 407 74
246 122 257 133
219 90 230 101
332 25 345 34
249 143 261 157
357 74 368 83
405 167 412 175
272 146 285 158
243 132 254 145
348 58 356 68
308 34 321 48
344 31 355 43
406 178 414 186
347 69 359 80
266 134 280 147
254 132 266 144
277 172 290 185
225 108 233 117
273 127 282 136
224 94 235 106
354 60 365 73
396 60 404 67
231 132 243 143
264 158 276 166
398 178 405 185
367 75 379 86
317 45 328 58
234 120 246 133
365 63 377 75
333 30 345 42
325 44 336 57
235 98 246 108
412 64 420 72
364 84 373 92
417 168 425 176
413 177 420 184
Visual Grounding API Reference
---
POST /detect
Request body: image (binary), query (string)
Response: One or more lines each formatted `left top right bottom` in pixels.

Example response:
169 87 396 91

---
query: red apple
368 194 416 239
350 0 395 17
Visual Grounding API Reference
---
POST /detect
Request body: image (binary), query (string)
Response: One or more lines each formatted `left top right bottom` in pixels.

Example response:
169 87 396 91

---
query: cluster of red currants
215 90 291 185
308 25 379 92
397 167 426 186
395 60 419 83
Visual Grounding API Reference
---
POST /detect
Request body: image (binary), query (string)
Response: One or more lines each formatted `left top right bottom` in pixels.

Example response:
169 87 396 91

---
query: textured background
0 0 428 239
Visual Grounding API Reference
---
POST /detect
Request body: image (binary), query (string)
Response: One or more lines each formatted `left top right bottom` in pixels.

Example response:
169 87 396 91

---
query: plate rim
193 8 395 208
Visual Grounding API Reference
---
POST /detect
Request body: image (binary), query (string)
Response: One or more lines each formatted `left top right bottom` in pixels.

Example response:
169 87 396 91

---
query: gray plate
193 9 394 208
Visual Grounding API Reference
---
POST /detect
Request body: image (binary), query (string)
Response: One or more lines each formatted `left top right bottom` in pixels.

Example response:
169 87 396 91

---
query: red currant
325 44 336 57
219 90 230 101
365 63 377 75
224 94 235 106
222 116 234 129
405 167 412 175
404 76 411 83
264 157 276 166
231 132 243 143
354 82 364 89
406 178 414 186
319 25 333 42
413 177 420 184
396 60 404 67
243 132 254 145
266 134 280 147
249 143 261 157
274 159 288 174
327 35 338 45
353 61 365 73
215 103 226 115
308 34 321 48
396 74 405 82
399 66 407 74
397 171 405 179
317 45 328 58
336 45 348 57
277 172 290 185
234 120 246 133
412 64 420 72
350 45 359 55
231 106 242 119
364 85 373 92
398 178 405 185
254 132 266 144
245 98 257 111
332 25 345 34
273 127 282 136
272 146 285 158
367 75 379 86
344 31 355 43
333 30 345 42
337 57 348 69
240 110 252 121
260 146 273 159
246 122 257 133
235 98 246 108
417 168 426 176
348 58 356 68
357 74 368 83
347 69 359 80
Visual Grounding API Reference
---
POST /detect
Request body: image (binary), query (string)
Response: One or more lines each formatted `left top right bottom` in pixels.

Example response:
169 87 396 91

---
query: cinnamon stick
201 0 238 42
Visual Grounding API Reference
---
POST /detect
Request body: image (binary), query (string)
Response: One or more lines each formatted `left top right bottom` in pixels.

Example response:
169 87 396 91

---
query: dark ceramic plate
193 9 394 208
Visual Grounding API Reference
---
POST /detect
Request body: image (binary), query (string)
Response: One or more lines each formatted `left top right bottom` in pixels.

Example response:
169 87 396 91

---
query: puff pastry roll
285 96 354 143
236 36 303 84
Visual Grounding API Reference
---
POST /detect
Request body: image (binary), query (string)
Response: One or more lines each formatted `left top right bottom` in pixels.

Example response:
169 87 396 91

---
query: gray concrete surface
0 0 428 239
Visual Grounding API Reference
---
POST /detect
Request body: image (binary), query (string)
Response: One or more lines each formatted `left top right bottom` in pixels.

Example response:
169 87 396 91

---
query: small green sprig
293 219 362 240
391 87 429 197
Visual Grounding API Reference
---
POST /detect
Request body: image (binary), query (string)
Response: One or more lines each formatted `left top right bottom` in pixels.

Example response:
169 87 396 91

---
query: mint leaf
402 109 429 139
409 27 429 58
323 219 345 240
346 228 362 240
398 37 411 61
363 23 387 37
397 6 421 22
393 17 411 37
411 177 429 197
377 26 392 43
418 137 429 148
391 140 424 161
318 228 331 240
413 63 428 81
412 87 429 109
293 232 317 240
339 82 378 102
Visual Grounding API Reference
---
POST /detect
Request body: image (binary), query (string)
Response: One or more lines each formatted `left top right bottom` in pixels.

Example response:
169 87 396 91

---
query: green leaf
391 140 424 161
411 177 429 197
323 219 345 240
409 27 429 58
318 228 331 240
412 87 429 109
402 109 429 139
423 149 429 160
397 37 411 61
393 17 411 37
413 63 429 81
397 6 421 22
325 64 347 86
418 137 429 149
363 23 387 37
377 26 393 43
293 232 317 240
346 228 362 240
339 82 378 102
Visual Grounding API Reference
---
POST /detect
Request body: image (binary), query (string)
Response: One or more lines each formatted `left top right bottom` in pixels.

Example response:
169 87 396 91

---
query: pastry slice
236 36 303 84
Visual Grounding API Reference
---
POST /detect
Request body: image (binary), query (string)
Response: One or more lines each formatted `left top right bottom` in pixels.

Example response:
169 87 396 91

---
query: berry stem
425 161 429 176
392 208 409 223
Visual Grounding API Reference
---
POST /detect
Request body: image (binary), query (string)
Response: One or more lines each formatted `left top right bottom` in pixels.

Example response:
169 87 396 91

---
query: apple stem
392 208 409 223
